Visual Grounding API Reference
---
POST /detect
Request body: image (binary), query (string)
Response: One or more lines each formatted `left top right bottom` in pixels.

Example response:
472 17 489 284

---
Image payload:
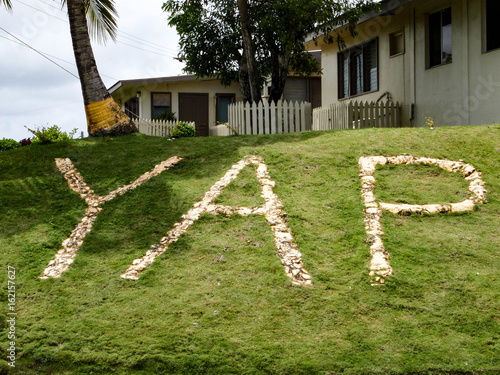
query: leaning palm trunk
67 0 136 136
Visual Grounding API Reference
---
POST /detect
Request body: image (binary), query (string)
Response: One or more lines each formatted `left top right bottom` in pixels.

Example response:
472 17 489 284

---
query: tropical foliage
26 125 78 144
163 0 378 102
0 138 20 152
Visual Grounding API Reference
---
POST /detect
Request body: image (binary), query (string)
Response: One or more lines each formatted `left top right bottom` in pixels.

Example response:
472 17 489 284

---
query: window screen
151 93 172 119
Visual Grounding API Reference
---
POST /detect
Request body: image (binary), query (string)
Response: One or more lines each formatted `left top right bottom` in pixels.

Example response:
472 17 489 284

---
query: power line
37 0 179 54
35 0 62 12
116 40 173 57
16 0 68 23
117 29 179 55
1 100 81 117
0 34 119 81
31 0 179 57
0 26 80 79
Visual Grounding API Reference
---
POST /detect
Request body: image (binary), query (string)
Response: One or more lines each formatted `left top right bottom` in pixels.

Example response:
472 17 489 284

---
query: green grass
0 125 499 374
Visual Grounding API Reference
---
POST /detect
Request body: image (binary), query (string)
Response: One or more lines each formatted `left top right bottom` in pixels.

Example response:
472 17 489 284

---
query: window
428 7 452 68
485 0 500 52
151 92 172 119
216 94 235 124
338 38 378 99
389 29 405 57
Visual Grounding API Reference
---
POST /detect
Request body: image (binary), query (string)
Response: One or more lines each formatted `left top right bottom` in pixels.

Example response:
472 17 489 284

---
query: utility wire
0 34 119 81
32 0 178 56
0 27 80 79
117 29 179 55
17 0 68 22
1 100 81 117
116 40 173 57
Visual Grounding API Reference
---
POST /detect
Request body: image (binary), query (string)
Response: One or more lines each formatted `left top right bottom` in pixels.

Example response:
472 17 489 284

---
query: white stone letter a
121 155 312 286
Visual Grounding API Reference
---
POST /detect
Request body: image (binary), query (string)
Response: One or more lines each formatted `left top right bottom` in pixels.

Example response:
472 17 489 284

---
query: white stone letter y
40 156 182 279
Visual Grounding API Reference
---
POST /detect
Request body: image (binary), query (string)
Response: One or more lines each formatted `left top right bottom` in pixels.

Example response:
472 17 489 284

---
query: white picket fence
133 118 195 137
313 100 402 131
228 100 312 135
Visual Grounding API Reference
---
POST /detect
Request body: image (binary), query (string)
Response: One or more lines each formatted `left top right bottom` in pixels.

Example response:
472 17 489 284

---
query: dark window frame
151 92 172 120
215 93 235 124
124 96 139 120
389 29 405 57
427 7 453 69
337 38 379 100
485 0 500 52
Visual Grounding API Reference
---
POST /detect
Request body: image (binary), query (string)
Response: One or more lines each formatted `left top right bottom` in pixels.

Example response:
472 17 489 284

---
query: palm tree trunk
67 0 136 136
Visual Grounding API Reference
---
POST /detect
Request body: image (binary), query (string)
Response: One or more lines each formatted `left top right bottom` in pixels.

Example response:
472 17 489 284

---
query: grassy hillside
0 125 499 374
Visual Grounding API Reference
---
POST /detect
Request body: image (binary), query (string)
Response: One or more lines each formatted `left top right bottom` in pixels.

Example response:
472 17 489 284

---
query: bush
171 122 195 138
156 110 177 121
26 125 78 145
0 138 21 152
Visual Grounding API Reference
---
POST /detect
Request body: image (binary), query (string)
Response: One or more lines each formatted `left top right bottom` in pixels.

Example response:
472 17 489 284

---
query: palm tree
2 0 136 136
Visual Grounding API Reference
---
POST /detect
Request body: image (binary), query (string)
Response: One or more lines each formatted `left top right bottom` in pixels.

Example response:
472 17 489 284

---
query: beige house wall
111 79 243 130
312 0 500 127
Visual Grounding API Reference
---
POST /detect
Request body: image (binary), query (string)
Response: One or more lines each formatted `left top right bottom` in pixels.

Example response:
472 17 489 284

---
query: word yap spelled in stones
41 155 487 286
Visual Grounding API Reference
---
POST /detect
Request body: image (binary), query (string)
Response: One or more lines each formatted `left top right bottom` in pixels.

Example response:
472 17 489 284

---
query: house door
124 96 139 119
179 93 209 136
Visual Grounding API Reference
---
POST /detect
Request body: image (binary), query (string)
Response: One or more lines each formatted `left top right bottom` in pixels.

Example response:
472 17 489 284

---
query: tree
237 0 261 102
2 0 136 136
163 0 378 103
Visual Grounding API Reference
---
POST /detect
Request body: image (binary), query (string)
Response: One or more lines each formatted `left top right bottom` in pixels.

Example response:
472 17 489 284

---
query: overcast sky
0 0 186 141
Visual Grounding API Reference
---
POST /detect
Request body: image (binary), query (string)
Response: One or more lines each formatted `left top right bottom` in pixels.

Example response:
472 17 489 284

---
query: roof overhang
108 74 218 94
305 0 414 44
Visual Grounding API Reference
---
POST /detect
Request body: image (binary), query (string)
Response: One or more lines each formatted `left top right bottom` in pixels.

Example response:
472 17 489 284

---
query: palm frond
85 0 118 44
0 0 13 11
61 0 118 44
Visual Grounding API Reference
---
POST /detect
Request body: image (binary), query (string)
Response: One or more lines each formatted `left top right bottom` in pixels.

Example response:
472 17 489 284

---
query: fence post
304 102 312 131
281 101 288 133
270 101 277 134
368 101 374 128
395 101 401 127
376 102 381 128
263 100 269 134
390 101 396 128
228 103 234 133
276 101 282 134
292 101 297 132
243 101 250 135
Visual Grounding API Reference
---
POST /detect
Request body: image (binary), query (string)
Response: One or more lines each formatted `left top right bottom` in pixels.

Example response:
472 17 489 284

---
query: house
110 58 323 137
109 75 243 136
263 51 322 109
306 0 500 127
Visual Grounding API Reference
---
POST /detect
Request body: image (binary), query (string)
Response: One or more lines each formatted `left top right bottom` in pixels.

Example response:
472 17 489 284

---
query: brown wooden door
178 93 209 136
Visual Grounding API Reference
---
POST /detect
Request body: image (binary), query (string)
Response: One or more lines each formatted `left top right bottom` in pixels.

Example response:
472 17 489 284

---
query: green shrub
156 110 177 121
0 138 21 152
26 125 78 145
171 121 195 138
